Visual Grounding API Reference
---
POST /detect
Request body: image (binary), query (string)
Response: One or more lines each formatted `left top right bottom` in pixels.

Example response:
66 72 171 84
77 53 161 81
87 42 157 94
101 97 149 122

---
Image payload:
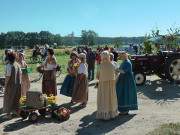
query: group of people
3 49 30 118
2 45 138 121
3 47 58 118
60 46 138 120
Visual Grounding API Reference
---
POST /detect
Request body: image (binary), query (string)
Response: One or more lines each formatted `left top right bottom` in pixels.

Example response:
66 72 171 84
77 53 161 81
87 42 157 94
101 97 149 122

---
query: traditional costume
96 51 118 120
42 55 57 96
18 53 30 96
116 59 138 113
60 51 80 97
72 53 88 106
3 62 21 113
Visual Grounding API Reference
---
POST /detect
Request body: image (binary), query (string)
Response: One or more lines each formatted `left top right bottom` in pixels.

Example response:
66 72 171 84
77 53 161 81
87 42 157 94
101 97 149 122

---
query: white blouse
78 63 88 77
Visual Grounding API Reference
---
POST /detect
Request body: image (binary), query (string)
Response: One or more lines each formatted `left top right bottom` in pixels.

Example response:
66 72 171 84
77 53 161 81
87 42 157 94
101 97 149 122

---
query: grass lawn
147 123 180 135
0 49 70 76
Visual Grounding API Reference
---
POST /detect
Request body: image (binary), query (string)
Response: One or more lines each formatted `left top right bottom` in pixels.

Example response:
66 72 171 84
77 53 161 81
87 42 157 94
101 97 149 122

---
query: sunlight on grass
147 123 180 135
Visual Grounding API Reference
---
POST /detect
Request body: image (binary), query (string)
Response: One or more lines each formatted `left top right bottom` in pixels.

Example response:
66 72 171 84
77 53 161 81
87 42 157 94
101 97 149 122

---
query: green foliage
0 30 147 49
113 38 123 48
144 40 152 54
81 30 98 46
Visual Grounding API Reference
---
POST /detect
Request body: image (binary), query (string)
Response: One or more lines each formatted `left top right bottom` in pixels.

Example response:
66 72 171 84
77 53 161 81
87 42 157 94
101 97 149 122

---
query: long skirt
3 67 21 113
96 80 118 120
116 73 138 112
21 73 30 96
72 74 88 103
60 75 75 97
42 70 57 96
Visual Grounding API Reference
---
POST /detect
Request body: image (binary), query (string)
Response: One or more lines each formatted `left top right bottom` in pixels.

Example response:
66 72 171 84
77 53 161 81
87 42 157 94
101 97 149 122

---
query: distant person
87 48 96 81
104 45 109 51
110 53 118 72
3 52 21 118
111 47 118 62
42 48 57 96
96 51 118 120
128 44 134 54
18 52 30 96
116 52 138 115
72 53 88 107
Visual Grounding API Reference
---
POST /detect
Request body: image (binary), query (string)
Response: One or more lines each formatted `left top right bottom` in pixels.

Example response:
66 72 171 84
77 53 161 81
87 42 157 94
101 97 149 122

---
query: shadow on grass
76 112 135 135
137 79 180 104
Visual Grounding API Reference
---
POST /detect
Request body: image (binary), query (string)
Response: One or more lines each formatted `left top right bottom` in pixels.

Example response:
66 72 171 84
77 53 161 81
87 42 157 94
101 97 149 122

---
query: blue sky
0 0 180 37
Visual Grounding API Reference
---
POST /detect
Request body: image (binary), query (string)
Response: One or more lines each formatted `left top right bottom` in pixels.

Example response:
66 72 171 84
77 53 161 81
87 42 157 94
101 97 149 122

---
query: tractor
131 51 180 85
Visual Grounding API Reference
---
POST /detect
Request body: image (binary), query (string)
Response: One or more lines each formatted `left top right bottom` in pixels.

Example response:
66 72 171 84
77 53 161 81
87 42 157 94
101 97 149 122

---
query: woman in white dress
96 51 118 120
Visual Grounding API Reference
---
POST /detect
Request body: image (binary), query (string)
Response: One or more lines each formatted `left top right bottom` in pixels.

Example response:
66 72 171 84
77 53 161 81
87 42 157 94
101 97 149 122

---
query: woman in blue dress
60 51 80 98
116 52 138 115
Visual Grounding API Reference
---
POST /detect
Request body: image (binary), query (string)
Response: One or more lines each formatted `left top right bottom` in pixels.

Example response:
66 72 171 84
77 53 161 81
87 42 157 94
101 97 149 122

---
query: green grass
0 49 70 76
147 123 180 135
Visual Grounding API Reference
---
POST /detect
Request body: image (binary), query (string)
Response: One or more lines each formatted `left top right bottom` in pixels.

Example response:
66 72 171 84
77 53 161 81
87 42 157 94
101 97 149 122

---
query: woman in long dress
18 52 30 96
96 51 118 120
60 51 80 98
72 53 88 107
42 48 57 96
116 52 138 115
3 52 21 118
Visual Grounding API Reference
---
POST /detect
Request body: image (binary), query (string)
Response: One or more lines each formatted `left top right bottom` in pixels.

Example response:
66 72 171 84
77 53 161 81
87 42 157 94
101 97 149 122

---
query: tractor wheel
19 110 29 119
134 72 146 86
165 56 180 83
29 112 38 123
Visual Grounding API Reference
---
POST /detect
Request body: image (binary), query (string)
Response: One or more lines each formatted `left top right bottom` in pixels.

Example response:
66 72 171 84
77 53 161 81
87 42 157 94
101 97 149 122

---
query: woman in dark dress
116 52 138 115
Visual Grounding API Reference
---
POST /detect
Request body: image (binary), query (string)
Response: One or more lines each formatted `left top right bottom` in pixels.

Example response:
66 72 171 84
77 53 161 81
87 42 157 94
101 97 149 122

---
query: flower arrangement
19 96 26 106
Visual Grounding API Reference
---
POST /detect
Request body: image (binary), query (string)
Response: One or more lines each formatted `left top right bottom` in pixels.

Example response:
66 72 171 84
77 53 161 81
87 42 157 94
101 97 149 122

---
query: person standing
42 48 57 96
87 48 96 81
3 52 21 118
60 51 80 98
18 52 30 96
96 51 118 120
72 53 88 107
116 52 138 115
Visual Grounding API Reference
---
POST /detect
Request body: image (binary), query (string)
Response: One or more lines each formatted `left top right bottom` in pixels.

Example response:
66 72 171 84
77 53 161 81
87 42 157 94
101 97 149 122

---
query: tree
53 34 62 46
81 30 98 46
113 38 123 49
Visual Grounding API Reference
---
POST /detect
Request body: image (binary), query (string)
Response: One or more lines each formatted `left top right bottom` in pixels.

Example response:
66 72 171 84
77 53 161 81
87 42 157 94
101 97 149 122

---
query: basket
52 107 70 121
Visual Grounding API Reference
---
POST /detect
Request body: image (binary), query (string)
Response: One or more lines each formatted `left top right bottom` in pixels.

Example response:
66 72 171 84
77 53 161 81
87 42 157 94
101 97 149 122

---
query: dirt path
0 76 180 135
